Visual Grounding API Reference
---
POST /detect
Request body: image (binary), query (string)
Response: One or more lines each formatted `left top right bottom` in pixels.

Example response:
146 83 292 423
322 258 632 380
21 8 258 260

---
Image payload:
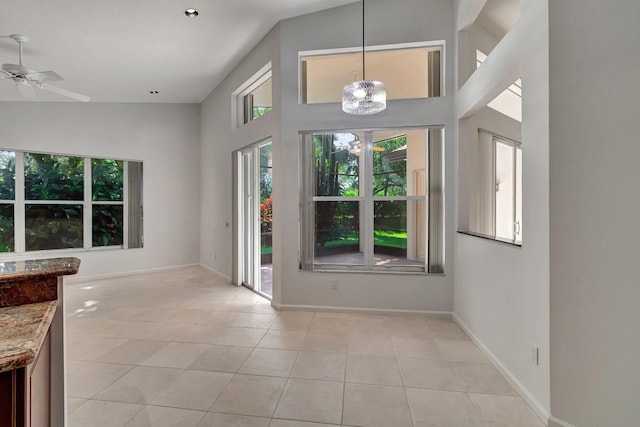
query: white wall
199 26 281 287
453 0 550 420
0 102 201 278
458 22 502 87
549 1 640 426
200 0 456 312
274 0 455 311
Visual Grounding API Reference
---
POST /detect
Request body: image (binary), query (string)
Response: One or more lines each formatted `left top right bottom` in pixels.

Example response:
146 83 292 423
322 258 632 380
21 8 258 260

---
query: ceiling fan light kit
342 0 387 116
0 33 90 102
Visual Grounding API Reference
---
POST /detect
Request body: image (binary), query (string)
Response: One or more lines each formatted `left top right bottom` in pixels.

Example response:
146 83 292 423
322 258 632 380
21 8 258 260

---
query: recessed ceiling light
149 90 159 94
184 8 199 18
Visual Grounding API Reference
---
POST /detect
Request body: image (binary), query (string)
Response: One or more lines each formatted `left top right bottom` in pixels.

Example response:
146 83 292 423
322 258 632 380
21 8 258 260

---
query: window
300 43 443 104
234 62 272 127
92 159 124 247
460 129 522 244
0 150 143 253
494 137 522 242
243 78 272 123
0 151 15 252
300 128 444 273
24 153 85 250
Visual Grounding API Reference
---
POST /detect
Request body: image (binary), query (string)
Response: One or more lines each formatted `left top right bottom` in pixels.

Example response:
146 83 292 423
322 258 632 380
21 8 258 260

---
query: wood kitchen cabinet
0 331 51 427
0 258 80 427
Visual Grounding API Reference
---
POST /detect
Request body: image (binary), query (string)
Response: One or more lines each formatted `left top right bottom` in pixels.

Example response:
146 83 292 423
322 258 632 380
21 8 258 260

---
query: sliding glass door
236 140 273 298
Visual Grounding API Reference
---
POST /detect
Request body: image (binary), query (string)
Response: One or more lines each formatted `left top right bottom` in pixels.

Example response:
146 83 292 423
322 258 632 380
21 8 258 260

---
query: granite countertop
0 257 81 281
0 257 80 307
0 301 57 372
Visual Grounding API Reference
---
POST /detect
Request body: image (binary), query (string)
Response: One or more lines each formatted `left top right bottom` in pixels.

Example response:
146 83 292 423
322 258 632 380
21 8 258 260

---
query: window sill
302 266 445 276
0 245 141 260
457 230 522 247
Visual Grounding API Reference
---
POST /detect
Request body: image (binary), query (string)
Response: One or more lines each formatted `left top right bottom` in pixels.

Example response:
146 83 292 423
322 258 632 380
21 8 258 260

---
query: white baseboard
452 313 551 426
273 303 451 316
198 263 232 282
65 263 202 283
548 416 576 427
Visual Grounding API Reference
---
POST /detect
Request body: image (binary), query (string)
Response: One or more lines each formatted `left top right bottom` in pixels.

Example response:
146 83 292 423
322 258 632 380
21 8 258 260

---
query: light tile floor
65 266 544 427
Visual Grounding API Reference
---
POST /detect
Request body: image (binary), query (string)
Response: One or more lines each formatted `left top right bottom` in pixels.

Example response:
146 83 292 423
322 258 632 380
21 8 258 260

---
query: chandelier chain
362 0 365 81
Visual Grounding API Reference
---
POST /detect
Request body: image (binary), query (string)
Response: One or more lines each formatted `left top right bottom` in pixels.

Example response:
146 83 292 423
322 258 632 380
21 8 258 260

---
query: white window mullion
26 200 84 205
83 158 92 249
512 146 517 240
358 150 366 256
364 131 374 269
123 161 129 249
14 152 25 253
90 201 124 206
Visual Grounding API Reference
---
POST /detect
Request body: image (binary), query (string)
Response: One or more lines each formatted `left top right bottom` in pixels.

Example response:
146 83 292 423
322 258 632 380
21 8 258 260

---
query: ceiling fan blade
37 83 90 102
0 69 13 79
27 70 63 82
16 82 38 100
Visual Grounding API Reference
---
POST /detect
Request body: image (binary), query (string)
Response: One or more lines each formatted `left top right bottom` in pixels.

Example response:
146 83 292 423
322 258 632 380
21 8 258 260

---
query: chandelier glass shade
342 0 387 115
342 80 387 115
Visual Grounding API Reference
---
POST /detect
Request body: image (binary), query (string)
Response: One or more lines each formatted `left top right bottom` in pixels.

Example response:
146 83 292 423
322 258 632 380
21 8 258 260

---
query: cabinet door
0 370 17 427
27 331 51 427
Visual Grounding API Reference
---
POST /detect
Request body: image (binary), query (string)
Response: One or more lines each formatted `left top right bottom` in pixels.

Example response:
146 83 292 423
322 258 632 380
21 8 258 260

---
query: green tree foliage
314 134 359 246
92 159 124 246
92 205 123 247
0 151 15 252
259 144 274 251
0 153 126 251
253 107 272 120
312 134 409 249
25 204 83 250
23 154 84 250
372 136 408 236
92 159 123 201
0 151 15 200
0 204 14 252
25 153 84 200
259 144 272 203
372 136 407 196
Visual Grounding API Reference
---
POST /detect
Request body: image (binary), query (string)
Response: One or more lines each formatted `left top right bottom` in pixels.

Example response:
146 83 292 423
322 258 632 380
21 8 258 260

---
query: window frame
90 158 126 248
0 150 16 252
492 136 522 243
0 149 142 256
232 62 273 128
298 40 446 105
299 127 445 274
22 152 86 251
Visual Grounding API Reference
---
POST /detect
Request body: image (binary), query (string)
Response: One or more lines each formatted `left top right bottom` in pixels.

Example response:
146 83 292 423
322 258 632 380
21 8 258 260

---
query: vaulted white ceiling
0 0 356 103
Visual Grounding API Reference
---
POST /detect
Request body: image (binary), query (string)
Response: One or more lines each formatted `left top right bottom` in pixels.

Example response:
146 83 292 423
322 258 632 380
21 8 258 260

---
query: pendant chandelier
342 0 387 115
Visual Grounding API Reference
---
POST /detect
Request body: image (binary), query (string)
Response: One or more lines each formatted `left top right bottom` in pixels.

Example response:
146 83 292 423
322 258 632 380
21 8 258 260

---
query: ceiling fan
0 34 89 102
349 140 385 156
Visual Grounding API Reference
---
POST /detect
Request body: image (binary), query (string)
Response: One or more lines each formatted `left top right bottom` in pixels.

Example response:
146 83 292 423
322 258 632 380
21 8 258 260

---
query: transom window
300 128 444 273
300 42 443 104
233 62 273 127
